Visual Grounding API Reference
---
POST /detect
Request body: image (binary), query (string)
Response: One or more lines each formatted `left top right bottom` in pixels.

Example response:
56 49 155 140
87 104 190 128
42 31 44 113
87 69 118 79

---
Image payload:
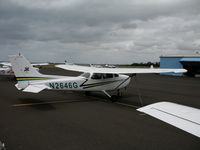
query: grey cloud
0 0 200 63
120 22 137 29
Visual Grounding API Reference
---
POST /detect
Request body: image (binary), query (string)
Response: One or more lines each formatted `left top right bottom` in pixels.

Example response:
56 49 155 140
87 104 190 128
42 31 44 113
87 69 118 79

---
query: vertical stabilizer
9 54 43 89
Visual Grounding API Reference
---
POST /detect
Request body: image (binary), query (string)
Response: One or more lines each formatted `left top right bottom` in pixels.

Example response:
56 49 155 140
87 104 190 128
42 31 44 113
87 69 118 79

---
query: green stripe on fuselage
16 77 50 81
82 80 121 89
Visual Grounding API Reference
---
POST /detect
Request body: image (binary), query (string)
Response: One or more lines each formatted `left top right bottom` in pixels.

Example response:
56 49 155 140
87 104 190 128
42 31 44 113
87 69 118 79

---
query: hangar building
160 55 200 76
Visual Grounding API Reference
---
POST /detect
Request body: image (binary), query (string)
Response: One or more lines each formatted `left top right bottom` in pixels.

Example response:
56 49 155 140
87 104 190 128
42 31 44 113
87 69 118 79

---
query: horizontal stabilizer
137 102 200 138
15 84 22 90
23 84 49 93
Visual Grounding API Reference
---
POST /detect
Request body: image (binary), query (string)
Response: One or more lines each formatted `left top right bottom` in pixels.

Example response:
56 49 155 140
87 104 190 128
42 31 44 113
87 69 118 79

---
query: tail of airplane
9 54 43 89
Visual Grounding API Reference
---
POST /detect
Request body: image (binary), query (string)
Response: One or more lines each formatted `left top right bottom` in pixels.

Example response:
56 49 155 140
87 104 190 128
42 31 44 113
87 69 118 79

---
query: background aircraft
0 62 48 76
9 54 186 100
0 65 14 75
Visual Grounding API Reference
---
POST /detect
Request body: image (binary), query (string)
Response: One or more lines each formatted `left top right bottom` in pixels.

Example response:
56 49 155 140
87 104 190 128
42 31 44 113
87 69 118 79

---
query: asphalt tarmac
0 67 199 150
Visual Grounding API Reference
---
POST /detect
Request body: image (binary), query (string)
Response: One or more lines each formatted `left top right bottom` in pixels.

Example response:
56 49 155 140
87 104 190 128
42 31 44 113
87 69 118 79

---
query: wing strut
134 75 144 106
102 90 111 98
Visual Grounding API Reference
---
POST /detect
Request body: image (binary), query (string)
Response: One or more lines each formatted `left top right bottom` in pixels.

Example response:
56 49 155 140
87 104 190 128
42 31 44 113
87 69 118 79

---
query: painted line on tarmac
12 98 140 110
12 99 84 107
86 95 140 109
115 102 140 109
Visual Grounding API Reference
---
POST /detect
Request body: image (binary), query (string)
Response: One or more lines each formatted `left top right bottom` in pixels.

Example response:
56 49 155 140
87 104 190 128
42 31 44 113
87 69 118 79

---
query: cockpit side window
103 74 113 79
91 73 102 79
114 74 119 77
91 73 118 79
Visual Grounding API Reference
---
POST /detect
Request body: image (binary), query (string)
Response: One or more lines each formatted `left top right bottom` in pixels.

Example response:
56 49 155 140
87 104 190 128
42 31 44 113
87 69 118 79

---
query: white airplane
0 65 14 75
105 64 116 68
9 54 186 100
0 61 48 76
138 102 200 138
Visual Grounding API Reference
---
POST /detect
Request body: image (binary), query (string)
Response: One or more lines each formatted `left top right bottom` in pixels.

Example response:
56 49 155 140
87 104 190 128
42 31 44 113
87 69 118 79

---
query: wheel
110 95 118 102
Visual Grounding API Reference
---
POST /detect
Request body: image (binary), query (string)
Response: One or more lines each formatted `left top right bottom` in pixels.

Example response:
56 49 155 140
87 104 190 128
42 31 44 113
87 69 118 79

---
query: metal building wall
160 57 183 76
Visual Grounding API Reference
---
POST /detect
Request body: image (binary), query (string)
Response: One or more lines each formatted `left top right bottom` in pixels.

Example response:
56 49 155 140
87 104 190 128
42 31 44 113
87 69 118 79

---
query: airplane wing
0 62 11 67
56 64 187 74
31 63 49 66
137 102 200 138
23 84 49 93
0 62 48 67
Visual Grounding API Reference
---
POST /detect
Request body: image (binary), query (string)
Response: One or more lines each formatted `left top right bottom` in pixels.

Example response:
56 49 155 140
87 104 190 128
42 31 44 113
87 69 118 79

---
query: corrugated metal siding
160 57 183 76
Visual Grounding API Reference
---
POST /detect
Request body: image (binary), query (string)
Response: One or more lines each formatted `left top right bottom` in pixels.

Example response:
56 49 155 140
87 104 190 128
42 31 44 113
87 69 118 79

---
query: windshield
80 73 90 78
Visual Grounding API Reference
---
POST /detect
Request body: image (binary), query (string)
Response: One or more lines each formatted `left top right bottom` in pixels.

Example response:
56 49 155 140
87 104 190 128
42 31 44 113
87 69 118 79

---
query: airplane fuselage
28 74 131 91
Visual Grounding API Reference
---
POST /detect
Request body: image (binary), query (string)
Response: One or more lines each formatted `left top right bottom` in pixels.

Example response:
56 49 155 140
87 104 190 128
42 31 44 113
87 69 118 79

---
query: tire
110 95 118 102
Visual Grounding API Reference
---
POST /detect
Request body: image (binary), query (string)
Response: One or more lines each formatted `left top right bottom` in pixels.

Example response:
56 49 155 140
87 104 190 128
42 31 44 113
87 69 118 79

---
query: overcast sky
0 0 200 64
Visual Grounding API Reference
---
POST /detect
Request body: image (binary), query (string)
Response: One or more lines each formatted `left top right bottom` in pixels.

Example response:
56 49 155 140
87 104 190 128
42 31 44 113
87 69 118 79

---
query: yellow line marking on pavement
12 99 83 107
115 102 140 109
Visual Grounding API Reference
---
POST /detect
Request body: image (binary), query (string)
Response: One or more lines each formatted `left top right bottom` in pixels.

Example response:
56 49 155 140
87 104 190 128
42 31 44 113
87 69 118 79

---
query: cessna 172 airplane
0 61 48 76
10 54 200 138
9 54 187 99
